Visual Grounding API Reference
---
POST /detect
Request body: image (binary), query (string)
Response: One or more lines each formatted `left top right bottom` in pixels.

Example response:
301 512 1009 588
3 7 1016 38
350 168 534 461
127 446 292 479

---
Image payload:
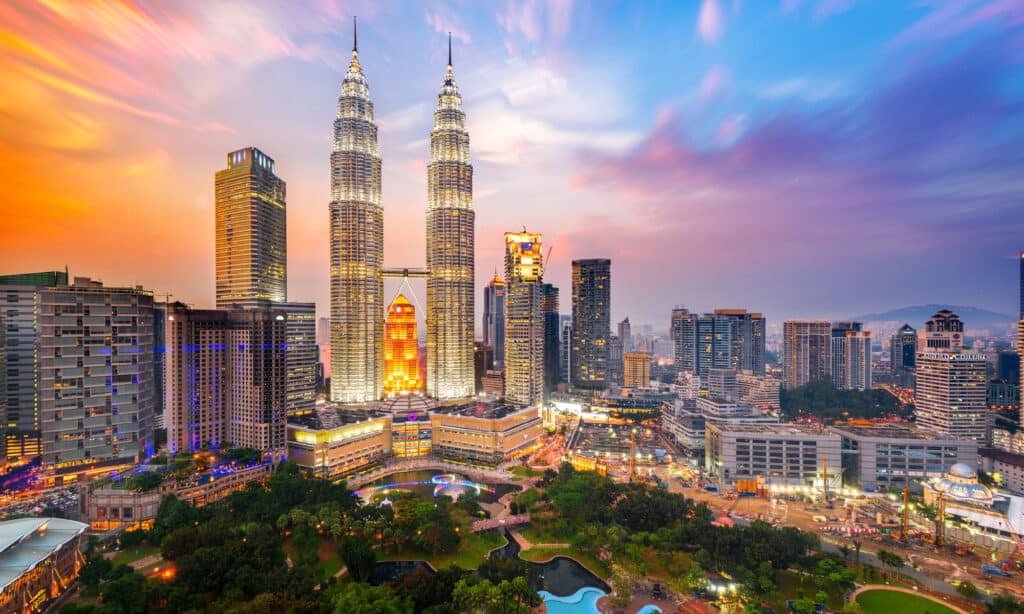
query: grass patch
380 529 506 570
110 544 160 567
770 570 846 611
510 467 544 478
855 589 958 614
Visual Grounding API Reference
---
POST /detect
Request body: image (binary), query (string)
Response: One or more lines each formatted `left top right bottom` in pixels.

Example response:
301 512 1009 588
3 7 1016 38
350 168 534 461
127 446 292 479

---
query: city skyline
2 1 1023 330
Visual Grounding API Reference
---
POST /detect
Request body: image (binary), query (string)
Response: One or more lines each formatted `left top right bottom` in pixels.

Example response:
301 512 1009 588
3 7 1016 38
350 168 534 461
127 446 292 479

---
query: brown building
430 402 543 465
623 352 651 389
287 409 393 479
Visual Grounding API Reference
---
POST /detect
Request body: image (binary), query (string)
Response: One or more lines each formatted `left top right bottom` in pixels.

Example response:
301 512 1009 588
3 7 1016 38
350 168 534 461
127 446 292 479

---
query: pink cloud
699 65 730 100
697 0 724 44
715 113 745 143
192 121 235 134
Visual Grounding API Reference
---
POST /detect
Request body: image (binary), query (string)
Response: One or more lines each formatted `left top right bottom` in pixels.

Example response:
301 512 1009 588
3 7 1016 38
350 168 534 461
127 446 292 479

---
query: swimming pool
539 586 606 614
637 606 663 614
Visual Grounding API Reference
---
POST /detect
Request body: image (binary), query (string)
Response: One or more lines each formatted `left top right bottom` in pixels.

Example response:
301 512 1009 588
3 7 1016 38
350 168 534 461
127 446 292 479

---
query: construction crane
935 490 946 548
899 486 910 541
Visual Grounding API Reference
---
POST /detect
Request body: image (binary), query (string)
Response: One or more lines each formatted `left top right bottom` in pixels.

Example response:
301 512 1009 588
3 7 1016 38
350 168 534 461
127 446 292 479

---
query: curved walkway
850 585 973 614
344 457 522 489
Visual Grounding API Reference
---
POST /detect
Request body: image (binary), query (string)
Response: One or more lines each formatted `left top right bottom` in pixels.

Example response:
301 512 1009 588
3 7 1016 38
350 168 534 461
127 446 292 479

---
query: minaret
330 17 384 403
426 34 475 399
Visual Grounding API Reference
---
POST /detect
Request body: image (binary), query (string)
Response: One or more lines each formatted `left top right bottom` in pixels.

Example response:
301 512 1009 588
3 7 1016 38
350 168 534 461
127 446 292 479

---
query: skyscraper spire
447 32 452 68
353 16 358 55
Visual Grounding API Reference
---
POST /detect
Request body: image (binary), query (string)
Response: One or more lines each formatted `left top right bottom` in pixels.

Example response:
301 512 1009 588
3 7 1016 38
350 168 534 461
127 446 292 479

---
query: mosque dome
932 463 995 505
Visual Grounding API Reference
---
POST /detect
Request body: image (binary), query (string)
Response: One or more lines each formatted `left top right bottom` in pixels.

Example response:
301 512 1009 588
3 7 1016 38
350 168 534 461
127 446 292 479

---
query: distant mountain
851 304 1016 332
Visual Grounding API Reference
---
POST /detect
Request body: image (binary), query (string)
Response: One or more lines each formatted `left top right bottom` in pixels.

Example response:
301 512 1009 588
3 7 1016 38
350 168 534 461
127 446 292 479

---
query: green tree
98 569 147 613
339 535 376 583
956 581 980 600
331 582 411 614
78 556 112 589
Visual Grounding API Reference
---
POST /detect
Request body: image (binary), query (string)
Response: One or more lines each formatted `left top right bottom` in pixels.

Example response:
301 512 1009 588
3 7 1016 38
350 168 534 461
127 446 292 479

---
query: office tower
165 302 287 458
696 313 732 379
383 295 421 395
921 309 964 352
330 22 384 404
316 317 331 347
1020 251 1024 320
623 352 650 389
714 309 766 375
916 351 988 445
618 317 632 353
571 259 611 390
0 271 69 460
541 284 560 396
707 368 738 401
281 302 317 415
483 274 506 369
1020 320 1024 427
473 342 493 393
504 232 544 406
560 318 573 384
608 335 624 386
671 308 696 373
426 37 474 401
215 147 286 308
830 322 872 391
153 302 166 429
998 351 1021 385
39 278 156 470
782 320 832 388
0 311 5 459
891 324 917 371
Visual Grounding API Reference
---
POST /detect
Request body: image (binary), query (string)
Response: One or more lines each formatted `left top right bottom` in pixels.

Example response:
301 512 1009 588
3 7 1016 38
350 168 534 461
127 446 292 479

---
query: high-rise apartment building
281 302 316 415
623 352 650 389
571 259 611 390
696 314 732 378
921 309 964 352
483 274 506 369
782 320 832 389
383 295 421 395
671 308 696 374
1020 320 1024 427
0 311 5 459
916 352 988 446
215 147 287 309
608 335 624 386
1020 252 1024 320
40 278 156 471
164 302 287 458
618 317 632 353
560 317 573 385
426 38 474 401
715 309 766 375
541 284 560 396
831 322 872 390
504 232 544 406
329 26 384 404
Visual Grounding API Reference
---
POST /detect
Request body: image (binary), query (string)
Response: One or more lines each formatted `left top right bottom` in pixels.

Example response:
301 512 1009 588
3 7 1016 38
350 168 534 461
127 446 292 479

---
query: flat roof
435 400 529 420
830 424 953 441
289 407 389 430
981 447 1024 468
712 423 835 437
0 517 87 592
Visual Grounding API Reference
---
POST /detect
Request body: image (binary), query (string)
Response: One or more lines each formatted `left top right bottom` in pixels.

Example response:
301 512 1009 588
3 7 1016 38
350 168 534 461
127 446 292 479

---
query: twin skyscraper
329 20 475 404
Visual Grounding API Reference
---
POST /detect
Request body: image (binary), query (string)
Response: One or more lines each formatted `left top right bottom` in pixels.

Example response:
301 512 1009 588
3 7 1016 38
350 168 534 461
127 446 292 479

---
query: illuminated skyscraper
916 352 988 445
384 295 422 395
504 232 544 406
782 320 832 388
330 20 384 403
483 274 506 369
571 259 611 390
215 147 286 309
426 36 474 400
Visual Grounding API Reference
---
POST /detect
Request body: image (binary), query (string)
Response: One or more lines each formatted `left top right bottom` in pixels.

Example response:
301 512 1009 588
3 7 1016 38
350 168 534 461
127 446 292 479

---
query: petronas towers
330 23 474 404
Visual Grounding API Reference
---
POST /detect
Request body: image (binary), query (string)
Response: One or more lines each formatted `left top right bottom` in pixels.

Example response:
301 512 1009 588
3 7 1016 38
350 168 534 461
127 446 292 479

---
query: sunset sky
2 0 1023 331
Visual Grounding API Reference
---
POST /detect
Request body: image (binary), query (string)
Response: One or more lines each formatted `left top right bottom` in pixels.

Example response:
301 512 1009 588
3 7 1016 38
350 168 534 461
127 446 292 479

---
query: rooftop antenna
353 16 358 55
447 32 452 68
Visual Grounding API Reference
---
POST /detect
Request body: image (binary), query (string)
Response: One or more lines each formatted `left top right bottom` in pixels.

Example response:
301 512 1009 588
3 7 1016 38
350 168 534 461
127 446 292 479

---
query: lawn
379 528 506 570
510 467 544 478
110 544 161 567
770 570 847 611
855 589 959 614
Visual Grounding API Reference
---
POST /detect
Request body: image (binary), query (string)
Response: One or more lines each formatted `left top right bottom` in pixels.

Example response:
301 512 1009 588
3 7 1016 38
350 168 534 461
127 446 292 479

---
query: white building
915 352 988 445
706 423 842 487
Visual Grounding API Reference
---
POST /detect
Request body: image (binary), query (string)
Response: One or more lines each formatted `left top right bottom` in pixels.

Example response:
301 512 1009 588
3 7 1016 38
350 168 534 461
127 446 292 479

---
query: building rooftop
435 400 528 420
830 423 954 441
288 407 390 430
379 393 439 415
711 422 834 436
0 517 87 592
981 447 1024 468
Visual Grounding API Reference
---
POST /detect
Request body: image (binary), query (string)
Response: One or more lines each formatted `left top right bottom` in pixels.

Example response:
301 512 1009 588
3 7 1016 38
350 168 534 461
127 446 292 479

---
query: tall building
891 324 917 371
916 352 988 446
316 317 331 347
383 295 421 395
922 309 964 352
153 302 166 429
483 274 506 369
0 271 68 459
215 147 286 309
504 232 544 406
1020 251 1024 320
164 302 287 458
707 368 738 401
560 318 573 385
696 313 732 379
782 320 832 389
623 352 650 389
426 37 475 401
715 309 766 375
831 322 872 391
541 284 561 396
571 259 611 390
608 335 624 386
0 310 4 459
40 278 156 470
281 303 317 415
329 23 384 403
670 308 696 374
1020 320 1024 428
618 317 632 353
